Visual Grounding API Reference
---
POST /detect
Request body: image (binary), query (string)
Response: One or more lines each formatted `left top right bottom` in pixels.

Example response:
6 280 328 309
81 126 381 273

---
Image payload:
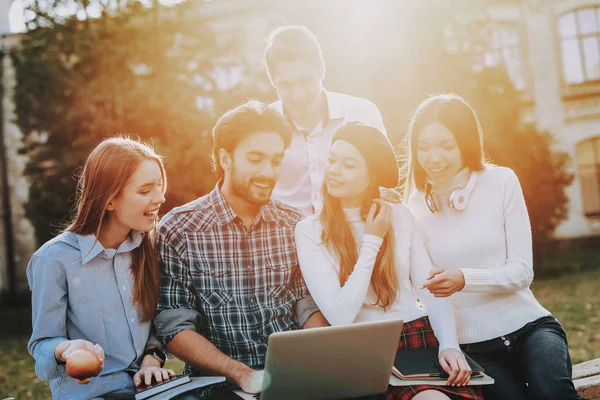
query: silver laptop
251 319 403 400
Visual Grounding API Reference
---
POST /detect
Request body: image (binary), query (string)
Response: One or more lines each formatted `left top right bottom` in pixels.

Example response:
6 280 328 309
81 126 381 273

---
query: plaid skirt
373 316 484 400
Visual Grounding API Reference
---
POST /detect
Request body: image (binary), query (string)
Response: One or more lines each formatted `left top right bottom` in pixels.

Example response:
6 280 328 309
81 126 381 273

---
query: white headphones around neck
425 171 478 213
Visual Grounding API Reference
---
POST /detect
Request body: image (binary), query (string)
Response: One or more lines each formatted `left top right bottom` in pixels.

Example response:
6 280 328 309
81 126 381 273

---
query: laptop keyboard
232 389 261 399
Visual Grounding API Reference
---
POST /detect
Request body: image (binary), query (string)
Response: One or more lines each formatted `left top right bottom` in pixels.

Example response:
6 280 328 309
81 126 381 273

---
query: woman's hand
364 199 392 239
54 339 105 384
134 355 176 387
421 267 465 297
439 348 471 386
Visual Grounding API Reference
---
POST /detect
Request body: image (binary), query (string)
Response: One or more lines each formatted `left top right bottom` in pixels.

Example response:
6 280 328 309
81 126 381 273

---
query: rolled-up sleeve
145 323 162 349
155 227 201 347
26 254 69 381
294 296 320 328
288 258 319 327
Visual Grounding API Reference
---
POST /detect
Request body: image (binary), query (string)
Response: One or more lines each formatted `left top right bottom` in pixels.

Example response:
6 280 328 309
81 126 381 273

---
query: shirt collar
76 230 144 265
276 90 345 132
210 182 239 226
324 90 347 120
210 182 281 227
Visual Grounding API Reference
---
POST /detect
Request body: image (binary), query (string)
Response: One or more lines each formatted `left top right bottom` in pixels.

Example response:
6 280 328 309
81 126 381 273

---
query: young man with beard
154 101 326 396
265 26 400 216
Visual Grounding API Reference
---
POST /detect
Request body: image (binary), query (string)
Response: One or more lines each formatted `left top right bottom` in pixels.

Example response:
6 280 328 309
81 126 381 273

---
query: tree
288 0 573 251
13 0 572 255
13 0 269 245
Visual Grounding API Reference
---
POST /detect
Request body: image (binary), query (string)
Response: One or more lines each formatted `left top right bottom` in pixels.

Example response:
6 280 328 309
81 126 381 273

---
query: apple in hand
66 348 103 380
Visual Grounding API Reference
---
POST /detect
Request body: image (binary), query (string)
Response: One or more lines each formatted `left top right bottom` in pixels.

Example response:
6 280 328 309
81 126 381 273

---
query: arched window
576 137 600 216
558 7 600 85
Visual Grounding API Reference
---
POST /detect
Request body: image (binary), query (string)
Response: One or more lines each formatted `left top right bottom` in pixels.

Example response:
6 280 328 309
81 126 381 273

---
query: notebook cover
393 348 485 380
135 375 191 400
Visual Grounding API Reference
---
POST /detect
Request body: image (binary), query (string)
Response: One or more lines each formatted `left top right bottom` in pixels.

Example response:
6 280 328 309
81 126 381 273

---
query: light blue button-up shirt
27 231 161 399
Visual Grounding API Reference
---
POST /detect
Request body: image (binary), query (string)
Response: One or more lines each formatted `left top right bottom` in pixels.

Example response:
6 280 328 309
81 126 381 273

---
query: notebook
134 375 190 399
392 348 485 380
134 376 225 400
389 373 495 387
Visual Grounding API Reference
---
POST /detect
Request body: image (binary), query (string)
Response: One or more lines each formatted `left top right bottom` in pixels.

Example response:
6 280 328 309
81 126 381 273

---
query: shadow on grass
0 303 53 399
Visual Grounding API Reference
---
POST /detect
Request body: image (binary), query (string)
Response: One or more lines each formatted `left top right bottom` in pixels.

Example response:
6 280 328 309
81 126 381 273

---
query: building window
576 137 600 217
558 7 600 85
483 24 526 91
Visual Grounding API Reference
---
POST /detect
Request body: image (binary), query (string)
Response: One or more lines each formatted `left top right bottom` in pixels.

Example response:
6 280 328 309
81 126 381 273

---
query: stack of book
135 375 226 399
389 348 495 387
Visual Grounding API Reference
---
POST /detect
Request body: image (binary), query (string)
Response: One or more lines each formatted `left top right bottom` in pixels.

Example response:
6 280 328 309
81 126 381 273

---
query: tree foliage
13 0 270 244
13 0 572 255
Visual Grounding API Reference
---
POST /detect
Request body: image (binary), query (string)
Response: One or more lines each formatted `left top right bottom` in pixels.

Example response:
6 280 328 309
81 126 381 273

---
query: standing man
154 101 326 395
265 25 398 216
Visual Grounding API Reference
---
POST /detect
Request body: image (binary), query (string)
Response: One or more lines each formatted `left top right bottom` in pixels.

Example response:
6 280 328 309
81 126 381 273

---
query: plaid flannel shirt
155 183 313 370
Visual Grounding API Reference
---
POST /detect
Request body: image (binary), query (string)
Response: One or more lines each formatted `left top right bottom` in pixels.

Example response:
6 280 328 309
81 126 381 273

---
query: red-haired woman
27 137 175 399
295 122 483 400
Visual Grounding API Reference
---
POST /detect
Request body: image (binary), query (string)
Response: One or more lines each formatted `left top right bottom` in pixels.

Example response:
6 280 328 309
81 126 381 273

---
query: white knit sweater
407 166 550 344
295 204 461 352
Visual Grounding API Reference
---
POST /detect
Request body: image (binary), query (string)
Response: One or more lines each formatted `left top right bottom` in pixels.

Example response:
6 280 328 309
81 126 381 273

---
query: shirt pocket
197 291 235 335
265 260 296 288
185 233 232 278
198 291 233 309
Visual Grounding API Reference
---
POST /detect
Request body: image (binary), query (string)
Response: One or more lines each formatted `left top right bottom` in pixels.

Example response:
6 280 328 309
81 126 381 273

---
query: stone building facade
494 0 600 239
1 0 600 297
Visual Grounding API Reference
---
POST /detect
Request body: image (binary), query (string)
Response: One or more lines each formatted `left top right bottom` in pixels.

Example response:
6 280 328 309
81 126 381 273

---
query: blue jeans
461 315 581 400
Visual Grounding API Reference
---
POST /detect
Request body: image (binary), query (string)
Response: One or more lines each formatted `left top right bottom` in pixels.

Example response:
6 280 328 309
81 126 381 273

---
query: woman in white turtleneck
295 121 484 400
404 94 581 400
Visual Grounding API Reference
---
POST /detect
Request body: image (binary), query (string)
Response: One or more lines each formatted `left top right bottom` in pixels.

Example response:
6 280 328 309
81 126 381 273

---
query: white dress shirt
270 91 386 216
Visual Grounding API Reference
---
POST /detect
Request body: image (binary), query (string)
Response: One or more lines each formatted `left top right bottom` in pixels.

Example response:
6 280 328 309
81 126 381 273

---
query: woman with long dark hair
404 94 581 400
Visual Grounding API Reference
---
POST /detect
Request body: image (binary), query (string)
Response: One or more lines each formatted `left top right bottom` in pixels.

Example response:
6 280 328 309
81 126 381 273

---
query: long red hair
67 137 167 322
320 185 398 310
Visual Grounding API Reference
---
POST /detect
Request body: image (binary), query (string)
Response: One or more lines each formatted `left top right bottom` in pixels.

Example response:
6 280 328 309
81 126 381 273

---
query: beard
230 166 275 206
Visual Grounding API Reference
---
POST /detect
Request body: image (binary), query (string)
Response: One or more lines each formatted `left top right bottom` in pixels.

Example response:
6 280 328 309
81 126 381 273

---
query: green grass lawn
2 268 599 399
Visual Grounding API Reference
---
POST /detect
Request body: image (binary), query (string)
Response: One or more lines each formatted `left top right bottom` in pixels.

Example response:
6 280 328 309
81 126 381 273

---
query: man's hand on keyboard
239 369 264 394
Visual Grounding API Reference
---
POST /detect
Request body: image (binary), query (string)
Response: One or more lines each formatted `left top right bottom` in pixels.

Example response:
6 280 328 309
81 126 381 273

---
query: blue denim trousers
461 315 582 400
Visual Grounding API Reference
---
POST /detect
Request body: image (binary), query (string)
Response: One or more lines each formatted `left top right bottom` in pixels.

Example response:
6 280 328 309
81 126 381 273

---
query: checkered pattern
375 317 484 400
156 184 309 369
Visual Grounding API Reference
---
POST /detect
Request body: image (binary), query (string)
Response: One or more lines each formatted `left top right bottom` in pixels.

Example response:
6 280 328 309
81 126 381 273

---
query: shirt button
250 298 255 303
131 317 135 323
247 266 252 271
504 340 511 346
122 286 127 291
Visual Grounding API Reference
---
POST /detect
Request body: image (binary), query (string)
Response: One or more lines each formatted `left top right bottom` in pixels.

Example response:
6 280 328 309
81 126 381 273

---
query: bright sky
9 0 26 32
8 0 187 33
